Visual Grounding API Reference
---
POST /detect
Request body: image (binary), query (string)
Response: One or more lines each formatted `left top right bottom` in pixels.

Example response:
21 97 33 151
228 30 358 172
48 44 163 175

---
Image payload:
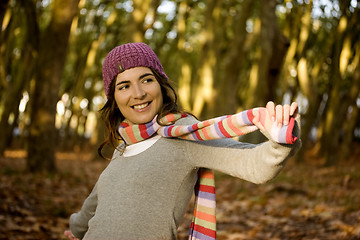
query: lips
131 101 151 111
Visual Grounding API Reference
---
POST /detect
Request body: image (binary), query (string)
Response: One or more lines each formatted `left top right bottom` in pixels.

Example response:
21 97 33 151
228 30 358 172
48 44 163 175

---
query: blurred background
0 0 360 239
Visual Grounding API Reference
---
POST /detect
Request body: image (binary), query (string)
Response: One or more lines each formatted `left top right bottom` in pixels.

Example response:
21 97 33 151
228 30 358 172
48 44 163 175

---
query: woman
65 42 301 240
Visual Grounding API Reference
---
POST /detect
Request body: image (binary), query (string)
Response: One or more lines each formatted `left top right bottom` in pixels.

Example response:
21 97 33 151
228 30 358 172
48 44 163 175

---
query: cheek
154 86 163 105
114 92 127 109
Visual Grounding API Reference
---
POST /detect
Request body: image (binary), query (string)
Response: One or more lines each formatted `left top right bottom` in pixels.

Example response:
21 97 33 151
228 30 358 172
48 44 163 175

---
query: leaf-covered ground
1 148 359 240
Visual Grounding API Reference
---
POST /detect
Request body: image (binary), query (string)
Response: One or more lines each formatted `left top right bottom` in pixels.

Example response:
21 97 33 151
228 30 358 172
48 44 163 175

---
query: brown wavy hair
98 69 182 159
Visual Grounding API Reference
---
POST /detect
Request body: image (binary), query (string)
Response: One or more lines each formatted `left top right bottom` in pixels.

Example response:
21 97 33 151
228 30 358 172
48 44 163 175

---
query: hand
64 230 80 240
266 101 298 127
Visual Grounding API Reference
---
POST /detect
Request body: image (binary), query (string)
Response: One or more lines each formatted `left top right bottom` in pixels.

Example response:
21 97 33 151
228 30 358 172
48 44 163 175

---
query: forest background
0 0 360 239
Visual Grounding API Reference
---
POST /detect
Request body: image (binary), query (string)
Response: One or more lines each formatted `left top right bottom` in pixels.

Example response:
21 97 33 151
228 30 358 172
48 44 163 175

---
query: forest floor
0 147 360 240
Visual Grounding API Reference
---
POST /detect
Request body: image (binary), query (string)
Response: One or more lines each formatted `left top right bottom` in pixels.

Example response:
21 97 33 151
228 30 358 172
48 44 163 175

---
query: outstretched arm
185 102 301 184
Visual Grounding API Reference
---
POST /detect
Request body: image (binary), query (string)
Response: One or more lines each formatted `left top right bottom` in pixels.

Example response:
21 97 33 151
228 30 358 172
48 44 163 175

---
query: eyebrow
139 73 154 79
116 73 154 86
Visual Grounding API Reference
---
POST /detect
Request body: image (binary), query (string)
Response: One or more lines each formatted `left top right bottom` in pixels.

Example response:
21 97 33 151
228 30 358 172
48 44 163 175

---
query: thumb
252 108 265 131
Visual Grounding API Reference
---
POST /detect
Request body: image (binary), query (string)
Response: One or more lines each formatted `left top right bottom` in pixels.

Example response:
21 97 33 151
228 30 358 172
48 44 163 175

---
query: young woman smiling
65 42 301 240
114 67 163 125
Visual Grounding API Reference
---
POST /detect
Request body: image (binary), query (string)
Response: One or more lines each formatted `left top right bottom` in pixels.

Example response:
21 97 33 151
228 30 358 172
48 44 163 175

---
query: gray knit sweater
69 117 301 240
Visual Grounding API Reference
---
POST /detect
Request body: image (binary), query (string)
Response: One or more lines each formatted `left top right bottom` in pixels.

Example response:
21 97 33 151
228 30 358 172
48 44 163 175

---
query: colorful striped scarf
118 108 297 240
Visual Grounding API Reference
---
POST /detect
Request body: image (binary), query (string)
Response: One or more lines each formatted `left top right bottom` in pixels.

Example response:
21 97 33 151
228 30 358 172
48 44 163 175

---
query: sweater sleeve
184 118 302 184
69 182 98 239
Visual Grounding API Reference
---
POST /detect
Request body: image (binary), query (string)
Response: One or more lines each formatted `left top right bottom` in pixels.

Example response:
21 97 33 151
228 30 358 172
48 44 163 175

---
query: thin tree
27 0 79 172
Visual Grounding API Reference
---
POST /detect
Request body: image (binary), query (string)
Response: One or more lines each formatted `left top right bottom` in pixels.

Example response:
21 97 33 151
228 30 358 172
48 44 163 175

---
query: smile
132 102 151 110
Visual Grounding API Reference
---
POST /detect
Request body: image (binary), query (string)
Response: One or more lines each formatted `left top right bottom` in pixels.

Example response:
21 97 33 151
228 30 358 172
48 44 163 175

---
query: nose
132 83 146 99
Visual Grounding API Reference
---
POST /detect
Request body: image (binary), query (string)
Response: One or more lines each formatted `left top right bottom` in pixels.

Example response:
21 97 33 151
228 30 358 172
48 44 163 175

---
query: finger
64 231 71 237
283 104 290 125
252 109 264 131
290 102 298 117
276 105 283 127
64 230 76 240
266 101 275 121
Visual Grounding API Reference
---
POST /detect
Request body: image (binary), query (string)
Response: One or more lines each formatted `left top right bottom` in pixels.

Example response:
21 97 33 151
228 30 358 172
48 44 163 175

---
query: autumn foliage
1 148 360 240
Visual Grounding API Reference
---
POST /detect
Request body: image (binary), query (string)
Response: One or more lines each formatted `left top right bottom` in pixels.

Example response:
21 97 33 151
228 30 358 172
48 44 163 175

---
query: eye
142 78 154 84
117 84 129 91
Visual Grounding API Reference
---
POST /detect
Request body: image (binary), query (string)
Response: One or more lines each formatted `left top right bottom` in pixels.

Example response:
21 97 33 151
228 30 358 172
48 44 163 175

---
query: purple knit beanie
102 42 168 97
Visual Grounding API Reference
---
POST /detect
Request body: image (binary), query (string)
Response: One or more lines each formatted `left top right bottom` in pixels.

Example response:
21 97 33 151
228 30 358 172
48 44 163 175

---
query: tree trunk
0 0 13 99
192 0 221 118
340 64 360 160
0 0 39 155
320 31 349 165
291 1 334 162
246 0 279 108
176 0 192 111
280 2 311 100
321 3 358 165
319 0 352 165
242 0 286 143
27 0 79 172
339 9 360 160
127 0 151 42
0 0 10 33
0 50 30 155
218 0 254 115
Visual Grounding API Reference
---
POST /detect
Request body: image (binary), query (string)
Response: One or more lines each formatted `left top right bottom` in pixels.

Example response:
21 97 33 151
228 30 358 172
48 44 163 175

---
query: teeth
133 103 149 110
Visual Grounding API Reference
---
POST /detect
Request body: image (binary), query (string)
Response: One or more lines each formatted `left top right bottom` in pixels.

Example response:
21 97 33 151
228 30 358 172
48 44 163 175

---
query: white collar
122 134 162 157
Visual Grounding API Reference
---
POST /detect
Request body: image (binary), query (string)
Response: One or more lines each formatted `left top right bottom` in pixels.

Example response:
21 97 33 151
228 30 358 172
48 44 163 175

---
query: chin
132 115 156 125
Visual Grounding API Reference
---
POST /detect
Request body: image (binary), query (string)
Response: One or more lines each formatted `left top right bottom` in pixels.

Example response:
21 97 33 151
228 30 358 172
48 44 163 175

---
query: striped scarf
118 108 297 240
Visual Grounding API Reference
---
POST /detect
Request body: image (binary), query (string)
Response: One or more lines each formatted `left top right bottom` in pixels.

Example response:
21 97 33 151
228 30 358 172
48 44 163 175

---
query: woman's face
114 67 163 125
